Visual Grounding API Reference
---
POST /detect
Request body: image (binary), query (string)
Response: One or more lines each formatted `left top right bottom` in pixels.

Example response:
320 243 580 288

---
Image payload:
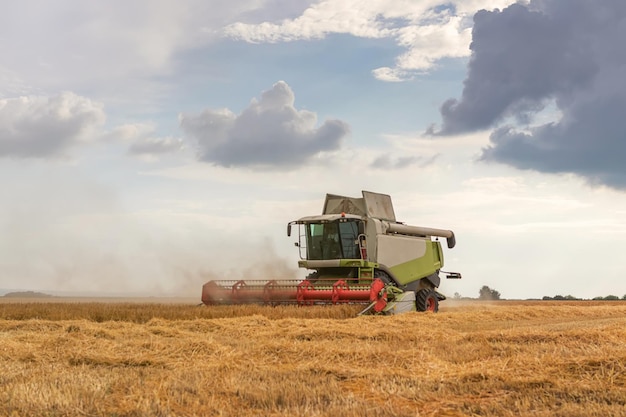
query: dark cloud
434 0 626 188
0 93 105 158
179 81 350 169
482 88 626 187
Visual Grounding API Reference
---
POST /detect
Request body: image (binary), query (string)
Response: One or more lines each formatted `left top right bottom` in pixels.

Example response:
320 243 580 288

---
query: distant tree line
543 294 626 301
542 295 581 300
592 295 626 300
3 291 52 298
453 287 626 301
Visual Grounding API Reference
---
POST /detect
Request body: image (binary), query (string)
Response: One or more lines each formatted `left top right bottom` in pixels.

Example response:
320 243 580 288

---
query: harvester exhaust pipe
386 224 456 248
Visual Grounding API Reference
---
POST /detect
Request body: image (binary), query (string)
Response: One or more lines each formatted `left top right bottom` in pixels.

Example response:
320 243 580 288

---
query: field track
1 299 625 416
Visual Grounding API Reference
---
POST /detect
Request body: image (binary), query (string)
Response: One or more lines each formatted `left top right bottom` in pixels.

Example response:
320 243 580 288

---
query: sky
1 0 626 300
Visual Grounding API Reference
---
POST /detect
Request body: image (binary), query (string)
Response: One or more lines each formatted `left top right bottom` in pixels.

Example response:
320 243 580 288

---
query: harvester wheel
306 272 319 283
374 270 392 285
415 288 439 312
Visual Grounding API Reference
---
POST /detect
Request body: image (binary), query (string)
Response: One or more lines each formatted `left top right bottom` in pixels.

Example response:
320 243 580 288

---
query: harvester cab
202 191 461 314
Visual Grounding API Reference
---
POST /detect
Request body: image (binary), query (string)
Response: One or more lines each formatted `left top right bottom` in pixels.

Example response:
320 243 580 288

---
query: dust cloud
0 169 298 298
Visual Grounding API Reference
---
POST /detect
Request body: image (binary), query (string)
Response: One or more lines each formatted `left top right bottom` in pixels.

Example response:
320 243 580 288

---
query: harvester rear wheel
415 288 439 312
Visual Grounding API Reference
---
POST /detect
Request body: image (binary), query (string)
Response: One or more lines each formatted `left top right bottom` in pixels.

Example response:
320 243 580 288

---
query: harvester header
202 191 461 314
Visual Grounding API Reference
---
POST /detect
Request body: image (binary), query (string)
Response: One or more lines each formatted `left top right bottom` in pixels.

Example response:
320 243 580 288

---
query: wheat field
1 299 625 416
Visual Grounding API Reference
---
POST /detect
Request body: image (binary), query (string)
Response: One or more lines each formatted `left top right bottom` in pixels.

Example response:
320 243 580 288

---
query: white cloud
392 15 472 71
224 0 516 80
180 81 350 169
99 123 185 160
224 4 392 42
371 67 408 82
128 137 184 158
101 123 157 143
0 92 105 158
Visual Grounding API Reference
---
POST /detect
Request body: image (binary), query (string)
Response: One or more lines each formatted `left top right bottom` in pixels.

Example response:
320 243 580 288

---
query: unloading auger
201 191 461 314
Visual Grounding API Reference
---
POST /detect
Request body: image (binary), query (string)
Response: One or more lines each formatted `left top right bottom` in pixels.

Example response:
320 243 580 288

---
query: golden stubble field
1 299 625 417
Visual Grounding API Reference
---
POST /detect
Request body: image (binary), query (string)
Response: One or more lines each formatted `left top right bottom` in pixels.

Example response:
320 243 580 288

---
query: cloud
101 123 157 143
369 153 439 170
434 0 626 189
102 123 184 158
232 0 313 24
0 92 105 158
179 81 350 169
223 0 514 80
0 1 271 97
128 137 184 157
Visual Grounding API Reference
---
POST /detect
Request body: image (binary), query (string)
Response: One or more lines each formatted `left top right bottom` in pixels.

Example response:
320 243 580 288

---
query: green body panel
388 241 443 286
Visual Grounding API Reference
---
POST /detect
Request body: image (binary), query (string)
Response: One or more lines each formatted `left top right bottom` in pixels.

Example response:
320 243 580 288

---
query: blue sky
2 0 626 300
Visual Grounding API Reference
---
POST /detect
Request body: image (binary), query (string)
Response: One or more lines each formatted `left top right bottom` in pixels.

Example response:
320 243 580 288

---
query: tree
542 294 580 301
491 288 501 300
479 285 501 300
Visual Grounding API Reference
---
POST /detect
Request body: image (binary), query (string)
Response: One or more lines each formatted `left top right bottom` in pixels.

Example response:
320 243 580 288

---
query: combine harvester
201 191 461 314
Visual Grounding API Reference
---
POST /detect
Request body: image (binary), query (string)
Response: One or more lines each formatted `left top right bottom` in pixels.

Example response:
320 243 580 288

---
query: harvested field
1 300 626 416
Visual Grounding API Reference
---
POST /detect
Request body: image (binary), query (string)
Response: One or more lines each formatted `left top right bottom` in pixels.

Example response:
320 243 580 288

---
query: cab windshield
306 220 361 260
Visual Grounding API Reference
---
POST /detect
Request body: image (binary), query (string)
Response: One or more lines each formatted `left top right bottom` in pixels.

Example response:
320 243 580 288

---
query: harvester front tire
374 270 392 285
415 288 439 313
305 272 319 283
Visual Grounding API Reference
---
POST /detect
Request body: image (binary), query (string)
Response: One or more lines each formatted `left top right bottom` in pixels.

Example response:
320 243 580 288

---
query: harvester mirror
287 223 292 236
